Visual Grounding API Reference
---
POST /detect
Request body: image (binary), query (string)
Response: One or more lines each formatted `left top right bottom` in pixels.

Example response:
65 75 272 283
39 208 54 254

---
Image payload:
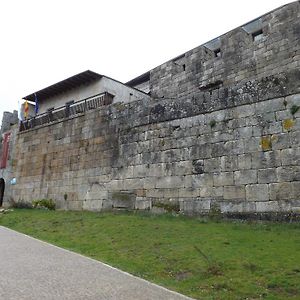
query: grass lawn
0 209 299 300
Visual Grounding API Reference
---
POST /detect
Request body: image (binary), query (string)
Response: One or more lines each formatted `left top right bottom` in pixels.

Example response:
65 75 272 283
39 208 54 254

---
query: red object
0 132 11 169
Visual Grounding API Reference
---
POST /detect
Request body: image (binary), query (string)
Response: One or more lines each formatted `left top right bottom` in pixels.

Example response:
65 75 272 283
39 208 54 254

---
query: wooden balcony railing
20 92 114 132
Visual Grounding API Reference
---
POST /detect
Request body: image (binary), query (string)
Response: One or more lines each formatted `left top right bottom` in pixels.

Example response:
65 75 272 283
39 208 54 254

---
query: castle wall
3 1 300 215
0 111 18 135
9 70 300 214
0 125 18 207
150 1 300 100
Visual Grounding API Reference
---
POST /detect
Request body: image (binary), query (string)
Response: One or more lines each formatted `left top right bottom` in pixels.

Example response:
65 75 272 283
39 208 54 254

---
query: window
214 49 221 58
252 29 263 41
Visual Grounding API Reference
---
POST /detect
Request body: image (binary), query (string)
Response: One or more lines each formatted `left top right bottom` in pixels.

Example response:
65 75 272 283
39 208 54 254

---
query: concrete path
0 226 193 300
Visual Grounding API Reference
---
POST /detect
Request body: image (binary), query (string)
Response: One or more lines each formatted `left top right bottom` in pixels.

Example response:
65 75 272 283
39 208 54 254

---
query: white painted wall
38 77 149 114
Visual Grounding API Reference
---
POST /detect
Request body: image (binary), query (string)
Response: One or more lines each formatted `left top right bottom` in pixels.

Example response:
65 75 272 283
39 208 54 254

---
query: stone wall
8 73 300 214
1 111 19 205
150 1 300 100
3 1 300 215
0 124 18 206
0 111 18 135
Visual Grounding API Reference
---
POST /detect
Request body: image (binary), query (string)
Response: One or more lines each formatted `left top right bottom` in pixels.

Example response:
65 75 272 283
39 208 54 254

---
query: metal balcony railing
20 92 114 132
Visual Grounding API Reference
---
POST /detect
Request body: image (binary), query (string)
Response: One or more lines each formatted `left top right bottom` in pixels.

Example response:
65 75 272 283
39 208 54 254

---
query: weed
194 246 223 276
32 199 55 210
209 203 222 221
152 202 180 213
290 105 299 116
209 120 216 128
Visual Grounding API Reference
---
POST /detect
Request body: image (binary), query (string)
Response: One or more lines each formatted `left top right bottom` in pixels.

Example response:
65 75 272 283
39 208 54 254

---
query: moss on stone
152 202 180 213
283 118 295 130
111 192 132 202
260 136 272 151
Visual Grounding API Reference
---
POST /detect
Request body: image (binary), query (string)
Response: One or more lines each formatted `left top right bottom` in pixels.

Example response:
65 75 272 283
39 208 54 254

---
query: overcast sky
0 0 290 125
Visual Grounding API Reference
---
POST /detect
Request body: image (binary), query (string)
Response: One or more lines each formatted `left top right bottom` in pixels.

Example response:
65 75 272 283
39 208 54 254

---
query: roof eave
23 70 103 102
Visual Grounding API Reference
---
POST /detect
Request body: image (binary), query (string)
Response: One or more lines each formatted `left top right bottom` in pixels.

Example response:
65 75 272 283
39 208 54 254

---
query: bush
32 199 55 210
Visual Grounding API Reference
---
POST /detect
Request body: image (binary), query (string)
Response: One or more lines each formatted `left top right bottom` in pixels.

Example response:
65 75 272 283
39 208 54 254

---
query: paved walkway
0 226 193 300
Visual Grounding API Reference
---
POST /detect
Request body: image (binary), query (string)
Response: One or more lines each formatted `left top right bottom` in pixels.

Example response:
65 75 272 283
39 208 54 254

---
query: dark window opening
0 178 5 207
199 80 223 92
214 49 221 58
252 29 263 41
182 64 186 71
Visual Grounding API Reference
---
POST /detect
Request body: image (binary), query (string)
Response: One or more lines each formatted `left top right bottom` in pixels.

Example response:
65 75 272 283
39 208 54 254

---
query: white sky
0 0 290 125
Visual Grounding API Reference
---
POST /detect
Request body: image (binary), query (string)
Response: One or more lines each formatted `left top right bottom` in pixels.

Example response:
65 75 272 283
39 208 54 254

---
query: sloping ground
0 209 299 299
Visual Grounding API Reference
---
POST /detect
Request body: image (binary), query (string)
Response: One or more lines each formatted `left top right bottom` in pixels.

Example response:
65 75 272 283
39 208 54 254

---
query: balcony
20 92 114 132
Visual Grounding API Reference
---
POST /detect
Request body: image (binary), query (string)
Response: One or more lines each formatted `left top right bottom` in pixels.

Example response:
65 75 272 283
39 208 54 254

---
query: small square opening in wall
214 49 221 58
252 29 263 41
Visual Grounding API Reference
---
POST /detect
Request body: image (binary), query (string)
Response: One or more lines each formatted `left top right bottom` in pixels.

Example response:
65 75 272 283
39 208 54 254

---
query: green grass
1 209 300 300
